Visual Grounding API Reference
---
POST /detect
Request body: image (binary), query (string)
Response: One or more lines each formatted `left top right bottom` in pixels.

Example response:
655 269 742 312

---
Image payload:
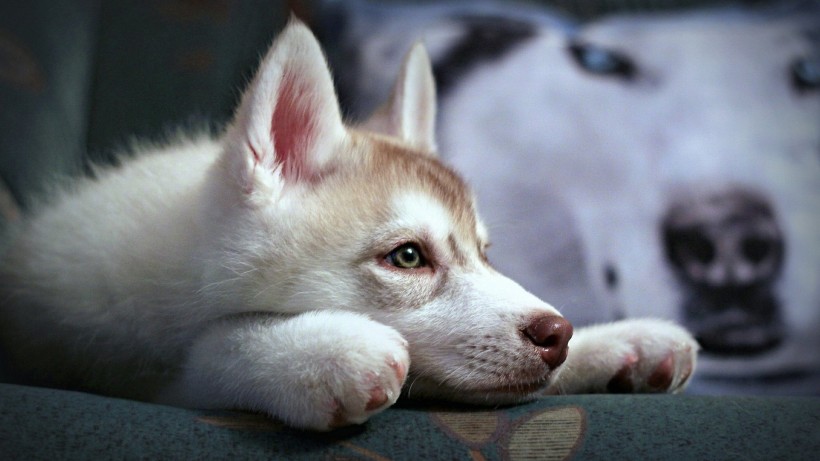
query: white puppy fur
0 20 697 431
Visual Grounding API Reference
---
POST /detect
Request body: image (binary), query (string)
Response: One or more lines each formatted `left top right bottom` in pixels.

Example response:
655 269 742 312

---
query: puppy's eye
568 42 636 80
791 57 820 93
386 243 427 269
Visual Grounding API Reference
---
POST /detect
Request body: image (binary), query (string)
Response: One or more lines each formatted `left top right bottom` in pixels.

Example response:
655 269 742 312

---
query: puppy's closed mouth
479 376 552 395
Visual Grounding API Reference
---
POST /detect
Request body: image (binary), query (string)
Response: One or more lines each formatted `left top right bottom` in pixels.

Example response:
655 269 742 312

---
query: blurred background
0 0 817 396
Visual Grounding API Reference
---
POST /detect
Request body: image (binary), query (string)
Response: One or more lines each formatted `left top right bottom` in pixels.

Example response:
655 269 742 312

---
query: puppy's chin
403 373 556 405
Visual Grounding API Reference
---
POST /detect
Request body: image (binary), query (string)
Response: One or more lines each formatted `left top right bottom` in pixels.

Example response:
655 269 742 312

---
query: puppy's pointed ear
362 43 437 154
224 20 345 193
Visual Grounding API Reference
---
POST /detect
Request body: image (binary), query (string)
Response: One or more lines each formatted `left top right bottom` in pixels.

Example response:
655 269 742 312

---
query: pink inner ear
271 69 315 181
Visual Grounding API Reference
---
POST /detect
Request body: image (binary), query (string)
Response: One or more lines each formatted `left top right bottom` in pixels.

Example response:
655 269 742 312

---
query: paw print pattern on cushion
432 406 586 460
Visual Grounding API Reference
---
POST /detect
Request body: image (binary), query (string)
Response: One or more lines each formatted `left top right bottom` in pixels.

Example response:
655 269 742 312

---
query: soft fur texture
0 20 696 431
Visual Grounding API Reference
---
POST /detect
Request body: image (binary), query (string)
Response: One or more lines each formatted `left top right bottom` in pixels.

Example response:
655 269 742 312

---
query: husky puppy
324 1 819 394
0 21 696 431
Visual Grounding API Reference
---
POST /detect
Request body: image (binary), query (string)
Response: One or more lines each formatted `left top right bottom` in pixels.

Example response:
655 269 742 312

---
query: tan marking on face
448 234 468 266
369 135 484 271
334 131 482 292
345 130 481 247
260 128 488 313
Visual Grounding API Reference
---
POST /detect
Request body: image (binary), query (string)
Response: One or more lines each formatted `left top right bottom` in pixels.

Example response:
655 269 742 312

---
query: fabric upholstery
2 383 819 460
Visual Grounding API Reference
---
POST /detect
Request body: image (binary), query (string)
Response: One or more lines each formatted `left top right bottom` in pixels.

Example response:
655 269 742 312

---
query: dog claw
679 356 693 384
607 353 639 393
607 368 633 393
365 385 389 411
647 353 675 391
389 357 408 383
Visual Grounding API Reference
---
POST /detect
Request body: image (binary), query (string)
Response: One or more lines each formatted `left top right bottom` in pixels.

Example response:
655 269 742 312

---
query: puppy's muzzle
522 314 573 368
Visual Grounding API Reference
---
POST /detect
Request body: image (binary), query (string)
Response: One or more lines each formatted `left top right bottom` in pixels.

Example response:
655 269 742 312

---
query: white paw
558 319 698 394
325 342 409 429
280 312 410 430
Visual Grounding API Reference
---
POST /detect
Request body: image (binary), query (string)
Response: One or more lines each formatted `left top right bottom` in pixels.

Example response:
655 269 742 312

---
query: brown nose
523 314 573 369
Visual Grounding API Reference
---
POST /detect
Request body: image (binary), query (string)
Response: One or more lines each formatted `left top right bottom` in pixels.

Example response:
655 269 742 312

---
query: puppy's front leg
158 311 409 431
548 319 698 394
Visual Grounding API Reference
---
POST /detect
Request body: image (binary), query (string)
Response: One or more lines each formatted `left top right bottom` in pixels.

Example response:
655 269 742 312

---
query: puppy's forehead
390 192 454 239
364 136 483 241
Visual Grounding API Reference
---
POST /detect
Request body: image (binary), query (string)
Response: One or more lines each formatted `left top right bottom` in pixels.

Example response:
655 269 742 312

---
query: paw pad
606 354 638 393
365 385 389 411
326 350 409 429
647 354 675 390
606 351 689 393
